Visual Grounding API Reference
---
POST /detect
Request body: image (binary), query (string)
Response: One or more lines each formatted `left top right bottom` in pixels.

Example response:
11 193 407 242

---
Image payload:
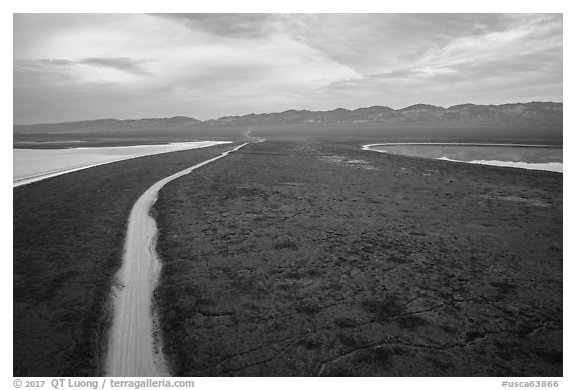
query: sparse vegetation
155 139 562 376
13 142 240 376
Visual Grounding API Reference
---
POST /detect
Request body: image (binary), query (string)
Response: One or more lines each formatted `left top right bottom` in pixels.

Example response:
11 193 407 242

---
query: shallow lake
363 143 562 173
13 141 231 187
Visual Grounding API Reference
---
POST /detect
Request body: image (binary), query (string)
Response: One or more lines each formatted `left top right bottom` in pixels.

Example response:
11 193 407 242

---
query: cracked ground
154 139 562 376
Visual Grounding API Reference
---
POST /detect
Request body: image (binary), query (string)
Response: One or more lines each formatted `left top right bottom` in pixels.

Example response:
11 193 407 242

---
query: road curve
105 143 248 377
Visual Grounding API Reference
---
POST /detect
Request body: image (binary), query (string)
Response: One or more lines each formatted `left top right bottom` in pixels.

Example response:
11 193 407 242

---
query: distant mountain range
14 116 201 134
202 102 562 127
14 102 562 136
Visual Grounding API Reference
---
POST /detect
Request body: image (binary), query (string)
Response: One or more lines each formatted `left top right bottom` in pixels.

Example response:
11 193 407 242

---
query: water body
13 141 231 187
106 143 248 377
362 143 562 173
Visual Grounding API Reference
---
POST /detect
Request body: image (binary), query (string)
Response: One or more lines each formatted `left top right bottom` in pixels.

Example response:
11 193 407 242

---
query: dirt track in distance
105 143 247 377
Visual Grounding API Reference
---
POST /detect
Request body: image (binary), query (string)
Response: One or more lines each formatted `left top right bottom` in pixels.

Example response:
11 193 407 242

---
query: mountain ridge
14 102 562 134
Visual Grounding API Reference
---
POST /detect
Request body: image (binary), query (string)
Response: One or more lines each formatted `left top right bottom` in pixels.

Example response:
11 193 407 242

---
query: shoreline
152 138 562 376
105 142 248 377
13 142 245 376
362 142 563 150
13 141 231 188
362 142 563 173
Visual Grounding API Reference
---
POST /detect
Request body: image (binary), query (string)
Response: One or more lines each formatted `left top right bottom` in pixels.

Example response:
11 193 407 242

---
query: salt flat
13 141 231 187
363 143 563 173
105 142 247 377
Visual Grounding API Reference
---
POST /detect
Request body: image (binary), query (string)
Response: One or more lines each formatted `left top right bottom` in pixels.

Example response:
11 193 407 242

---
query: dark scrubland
14 123 563 149
247 124 563 145
155 138 562 376
13 142 241 376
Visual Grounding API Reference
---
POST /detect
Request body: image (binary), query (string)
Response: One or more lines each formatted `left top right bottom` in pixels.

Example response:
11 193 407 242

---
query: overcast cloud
13 13 562 124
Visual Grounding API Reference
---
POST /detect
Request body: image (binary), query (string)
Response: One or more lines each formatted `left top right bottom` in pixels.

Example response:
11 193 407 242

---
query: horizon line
14 100 563 127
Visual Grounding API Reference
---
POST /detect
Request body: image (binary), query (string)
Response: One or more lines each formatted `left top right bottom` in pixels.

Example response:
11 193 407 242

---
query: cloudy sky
13 13 562 124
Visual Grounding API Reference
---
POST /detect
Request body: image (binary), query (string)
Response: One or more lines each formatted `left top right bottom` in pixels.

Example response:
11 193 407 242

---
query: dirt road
14 141 230 188
105 143 247 377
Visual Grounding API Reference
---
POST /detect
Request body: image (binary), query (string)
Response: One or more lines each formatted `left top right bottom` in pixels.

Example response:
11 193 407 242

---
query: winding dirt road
105 143 247 377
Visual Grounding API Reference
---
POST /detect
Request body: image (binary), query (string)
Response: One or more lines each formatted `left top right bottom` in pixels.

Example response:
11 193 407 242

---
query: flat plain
154 138 562 376
13 142 240 376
